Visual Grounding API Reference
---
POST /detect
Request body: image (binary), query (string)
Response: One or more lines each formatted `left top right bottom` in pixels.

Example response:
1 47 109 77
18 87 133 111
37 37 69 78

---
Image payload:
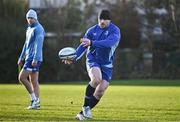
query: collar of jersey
29 21 38 27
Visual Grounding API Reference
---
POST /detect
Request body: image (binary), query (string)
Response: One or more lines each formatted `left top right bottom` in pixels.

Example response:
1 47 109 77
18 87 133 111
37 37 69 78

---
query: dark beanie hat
98 9 111 20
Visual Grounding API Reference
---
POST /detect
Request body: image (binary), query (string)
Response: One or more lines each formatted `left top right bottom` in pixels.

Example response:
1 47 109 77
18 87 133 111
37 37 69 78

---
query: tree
0 0 27 83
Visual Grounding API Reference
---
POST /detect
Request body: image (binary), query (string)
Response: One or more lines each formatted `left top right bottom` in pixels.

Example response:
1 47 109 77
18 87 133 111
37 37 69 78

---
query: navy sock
89 95 99 109
80 95 99 114
83 84 95 107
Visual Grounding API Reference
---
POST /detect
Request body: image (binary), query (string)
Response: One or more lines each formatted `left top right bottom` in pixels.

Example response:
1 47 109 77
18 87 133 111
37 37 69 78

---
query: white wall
29 0 68 9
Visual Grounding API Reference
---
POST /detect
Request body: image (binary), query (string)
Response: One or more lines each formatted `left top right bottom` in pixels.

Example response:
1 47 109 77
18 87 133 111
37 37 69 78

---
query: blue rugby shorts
23 60 41 72
86 62 113 82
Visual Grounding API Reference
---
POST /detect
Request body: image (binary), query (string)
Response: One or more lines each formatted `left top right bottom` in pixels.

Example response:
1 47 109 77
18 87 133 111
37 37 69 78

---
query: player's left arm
33 28 45 64
91 28 121 48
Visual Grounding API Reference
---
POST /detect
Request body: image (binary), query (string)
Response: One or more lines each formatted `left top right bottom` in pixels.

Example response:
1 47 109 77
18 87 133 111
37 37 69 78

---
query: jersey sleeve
91 28 121 48
74 27 93 61
19 42 26 61
75 44 87 61
33 27 45 62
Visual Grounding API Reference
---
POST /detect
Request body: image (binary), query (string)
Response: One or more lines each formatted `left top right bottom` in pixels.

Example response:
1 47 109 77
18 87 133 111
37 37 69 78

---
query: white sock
30 93 37 101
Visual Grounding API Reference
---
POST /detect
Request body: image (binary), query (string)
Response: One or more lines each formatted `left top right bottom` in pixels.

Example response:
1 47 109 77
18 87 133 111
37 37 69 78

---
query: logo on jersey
93 33 97 36
105 31 109 35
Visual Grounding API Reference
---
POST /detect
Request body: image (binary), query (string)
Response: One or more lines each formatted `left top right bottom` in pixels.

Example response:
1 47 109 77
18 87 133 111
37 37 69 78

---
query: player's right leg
18 69 33 96
75 113 86 121
84 67 102 118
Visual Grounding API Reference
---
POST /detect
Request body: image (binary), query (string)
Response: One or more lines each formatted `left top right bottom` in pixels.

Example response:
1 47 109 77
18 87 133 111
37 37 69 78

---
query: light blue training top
19 21 45 62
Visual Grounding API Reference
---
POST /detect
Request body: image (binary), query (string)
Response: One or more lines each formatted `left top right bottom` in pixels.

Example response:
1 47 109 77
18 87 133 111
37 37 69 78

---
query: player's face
27 17 36 25
98 19 110 28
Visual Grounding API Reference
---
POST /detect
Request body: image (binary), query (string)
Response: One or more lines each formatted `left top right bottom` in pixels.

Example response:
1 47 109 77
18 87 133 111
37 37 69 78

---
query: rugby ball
58 47 76 60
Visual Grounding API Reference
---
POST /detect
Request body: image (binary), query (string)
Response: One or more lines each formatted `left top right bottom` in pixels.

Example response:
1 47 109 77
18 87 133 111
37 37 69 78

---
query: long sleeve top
19 21 45 62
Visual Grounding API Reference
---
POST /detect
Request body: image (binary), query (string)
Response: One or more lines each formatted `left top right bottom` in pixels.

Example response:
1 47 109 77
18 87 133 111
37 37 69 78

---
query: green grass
0 80 180 121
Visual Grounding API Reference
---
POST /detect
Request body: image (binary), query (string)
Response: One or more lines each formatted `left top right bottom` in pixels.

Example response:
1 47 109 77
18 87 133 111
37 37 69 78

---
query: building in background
29 0 68 9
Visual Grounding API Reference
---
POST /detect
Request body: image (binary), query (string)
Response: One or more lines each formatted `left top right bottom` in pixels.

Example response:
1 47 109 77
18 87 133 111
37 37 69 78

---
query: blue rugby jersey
76 23 121 68
19 21 45 62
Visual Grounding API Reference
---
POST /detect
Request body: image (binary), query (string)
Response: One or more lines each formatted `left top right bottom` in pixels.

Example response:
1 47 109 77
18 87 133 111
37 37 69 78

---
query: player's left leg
90 79 109 109
27 61 41 109
29 72 39 99
29 61 41 100
89 65 112 109
29 72 40 109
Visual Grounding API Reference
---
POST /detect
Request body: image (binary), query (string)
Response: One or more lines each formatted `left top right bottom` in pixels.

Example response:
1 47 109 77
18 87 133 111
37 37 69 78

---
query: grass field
0 80 180 122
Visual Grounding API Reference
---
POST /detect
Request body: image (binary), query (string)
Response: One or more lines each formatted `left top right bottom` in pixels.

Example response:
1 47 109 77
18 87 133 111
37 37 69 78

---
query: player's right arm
75 43 87 61
62 44 87 65
74 27 94 61
62 27 93 64
18 43 26 66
